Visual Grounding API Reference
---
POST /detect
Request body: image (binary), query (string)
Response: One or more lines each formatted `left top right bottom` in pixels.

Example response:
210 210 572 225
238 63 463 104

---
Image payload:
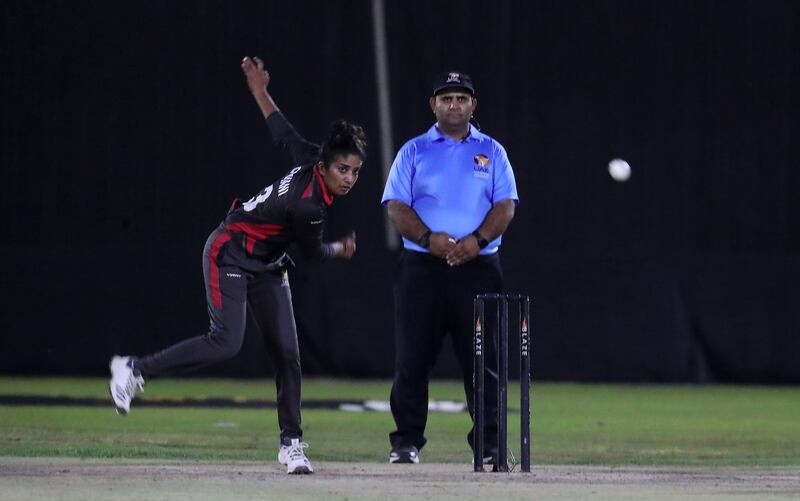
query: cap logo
446 72 461 83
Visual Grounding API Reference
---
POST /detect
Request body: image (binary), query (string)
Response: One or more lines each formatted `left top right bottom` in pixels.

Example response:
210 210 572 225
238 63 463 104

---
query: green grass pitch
1 377 799 466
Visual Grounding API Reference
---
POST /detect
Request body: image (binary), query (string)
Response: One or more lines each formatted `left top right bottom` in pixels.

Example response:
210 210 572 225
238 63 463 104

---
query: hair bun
320 119 367 165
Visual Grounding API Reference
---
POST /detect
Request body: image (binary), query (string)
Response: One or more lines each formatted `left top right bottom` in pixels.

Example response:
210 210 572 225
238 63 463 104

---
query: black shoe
389 445 420 464
472 447 498 466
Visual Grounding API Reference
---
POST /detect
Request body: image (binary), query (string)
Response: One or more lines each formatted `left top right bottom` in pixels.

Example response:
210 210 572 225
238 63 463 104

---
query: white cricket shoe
278 438 314 474
108 355 144 415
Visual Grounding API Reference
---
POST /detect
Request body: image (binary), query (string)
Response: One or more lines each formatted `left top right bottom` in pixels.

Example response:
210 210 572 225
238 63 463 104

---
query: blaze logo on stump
521 317 529 357
474 315 483 356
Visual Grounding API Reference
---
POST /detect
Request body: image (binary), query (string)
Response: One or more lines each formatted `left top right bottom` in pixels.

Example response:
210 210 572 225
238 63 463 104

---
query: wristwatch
417 230 432 249
471 230 489 249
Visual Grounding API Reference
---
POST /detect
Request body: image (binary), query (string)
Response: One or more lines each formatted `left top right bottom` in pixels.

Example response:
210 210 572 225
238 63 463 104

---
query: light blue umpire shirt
381 123 519 254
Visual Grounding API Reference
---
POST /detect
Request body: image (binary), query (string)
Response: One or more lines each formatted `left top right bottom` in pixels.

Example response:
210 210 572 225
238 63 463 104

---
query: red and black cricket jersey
221 112 337 265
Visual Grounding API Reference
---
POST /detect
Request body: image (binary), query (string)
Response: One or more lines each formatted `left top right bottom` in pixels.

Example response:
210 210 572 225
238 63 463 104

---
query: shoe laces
125 372 144 397
287 441 309 461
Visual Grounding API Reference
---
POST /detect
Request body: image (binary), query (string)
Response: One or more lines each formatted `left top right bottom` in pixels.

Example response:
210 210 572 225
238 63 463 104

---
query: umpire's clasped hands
430 233 479 267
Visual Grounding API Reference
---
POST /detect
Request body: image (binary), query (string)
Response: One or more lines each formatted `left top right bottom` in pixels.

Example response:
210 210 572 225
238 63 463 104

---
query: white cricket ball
608 158 631 182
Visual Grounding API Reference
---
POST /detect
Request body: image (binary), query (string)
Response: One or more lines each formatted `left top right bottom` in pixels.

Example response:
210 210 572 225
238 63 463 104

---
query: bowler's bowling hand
445 236 480 266
338 231 357 259
241 56 270 95
429 232 457 259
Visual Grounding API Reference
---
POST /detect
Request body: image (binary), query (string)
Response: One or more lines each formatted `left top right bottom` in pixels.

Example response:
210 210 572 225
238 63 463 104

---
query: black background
1 0 798 382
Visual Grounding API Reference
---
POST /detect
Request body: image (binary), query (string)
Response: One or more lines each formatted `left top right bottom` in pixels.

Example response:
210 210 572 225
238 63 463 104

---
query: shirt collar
313 165 334 206
425 123 486 143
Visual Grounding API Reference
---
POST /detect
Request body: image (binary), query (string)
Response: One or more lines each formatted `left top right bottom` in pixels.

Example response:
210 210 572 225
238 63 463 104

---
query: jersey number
243 185 273 212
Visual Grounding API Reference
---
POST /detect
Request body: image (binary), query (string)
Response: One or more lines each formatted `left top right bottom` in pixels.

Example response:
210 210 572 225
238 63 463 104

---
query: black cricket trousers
136 225 303 443
389 249 502 452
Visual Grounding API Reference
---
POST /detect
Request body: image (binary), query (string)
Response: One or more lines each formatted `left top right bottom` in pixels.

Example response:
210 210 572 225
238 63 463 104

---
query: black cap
432 71 475 96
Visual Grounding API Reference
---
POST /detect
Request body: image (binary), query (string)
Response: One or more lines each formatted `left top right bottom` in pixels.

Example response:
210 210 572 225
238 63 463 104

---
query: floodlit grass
1 377 799 466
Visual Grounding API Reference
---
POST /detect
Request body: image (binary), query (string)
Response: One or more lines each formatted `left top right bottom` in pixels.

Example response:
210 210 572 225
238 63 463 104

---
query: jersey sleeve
492 141 519 204
266 112 321 167
289 199 335 259
381 141 415 206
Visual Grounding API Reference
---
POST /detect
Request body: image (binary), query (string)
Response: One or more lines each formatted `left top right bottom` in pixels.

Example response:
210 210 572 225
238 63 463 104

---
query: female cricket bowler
108 56 366 475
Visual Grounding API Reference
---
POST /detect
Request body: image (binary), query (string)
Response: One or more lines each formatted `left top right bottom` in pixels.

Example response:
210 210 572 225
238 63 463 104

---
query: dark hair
319 120 367 166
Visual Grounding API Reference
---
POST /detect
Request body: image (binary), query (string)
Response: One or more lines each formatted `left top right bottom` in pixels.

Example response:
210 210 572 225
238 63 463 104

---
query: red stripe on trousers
209 231 232 309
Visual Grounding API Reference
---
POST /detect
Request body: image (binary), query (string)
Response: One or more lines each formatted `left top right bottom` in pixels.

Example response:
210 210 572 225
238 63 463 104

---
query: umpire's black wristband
472 230 489 249
417 230 432 249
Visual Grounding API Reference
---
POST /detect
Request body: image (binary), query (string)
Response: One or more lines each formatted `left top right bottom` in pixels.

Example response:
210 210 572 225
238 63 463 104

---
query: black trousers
389 250 502 451
136 226 303 443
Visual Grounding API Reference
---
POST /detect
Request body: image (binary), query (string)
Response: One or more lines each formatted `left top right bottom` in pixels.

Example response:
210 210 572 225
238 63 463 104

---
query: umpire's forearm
474 199 516 241
386 200 429 242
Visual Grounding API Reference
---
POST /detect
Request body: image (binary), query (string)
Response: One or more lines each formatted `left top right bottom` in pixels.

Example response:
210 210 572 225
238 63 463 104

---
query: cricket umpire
381 72 518 464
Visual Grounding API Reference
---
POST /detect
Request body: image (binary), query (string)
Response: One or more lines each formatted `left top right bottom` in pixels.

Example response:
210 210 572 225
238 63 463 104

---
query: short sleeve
381 141 415 206
492 141 519 204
